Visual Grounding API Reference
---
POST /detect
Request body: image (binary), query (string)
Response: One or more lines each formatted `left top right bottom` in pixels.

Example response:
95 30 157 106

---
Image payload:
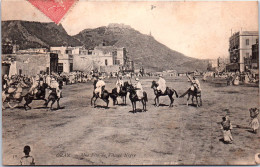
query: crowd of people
203 71 259 86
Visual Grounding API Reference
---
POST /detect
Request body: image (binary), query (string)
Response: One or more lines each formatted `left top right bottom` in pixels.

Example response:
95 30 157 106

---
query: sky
1 0 259 59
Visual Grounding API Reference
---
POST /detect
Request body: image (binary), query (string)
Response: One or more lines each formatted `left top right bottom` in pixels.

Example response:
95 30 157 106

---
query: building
228 31 259 72
50 46 82 73
2 52 58 77
73 45 134 73
251 41 259 70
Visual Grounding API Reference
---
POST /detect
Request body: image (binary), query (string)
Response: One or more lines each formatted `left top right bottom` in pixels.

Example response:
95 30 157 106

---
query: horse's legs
57 99 60 109
154 97 157 106
187 94 190 106
157 96 160 107
45 98 50 108
191 96 194 104
134 101 137 113
196 96 199 107
93 97 97 107
50 100 55 110
142 100 145 111
200 96 202 106
144 100 147 112
24 98 32 110
105 99 109 108
91 96 94 106
169 95 173 107
131 101 135 112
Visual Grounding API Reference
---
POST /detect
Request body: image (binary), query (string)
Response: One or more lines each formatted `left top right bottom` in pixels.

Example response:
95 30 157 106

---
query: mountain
2 21 208 72
74 23 208 72
1 20 82 49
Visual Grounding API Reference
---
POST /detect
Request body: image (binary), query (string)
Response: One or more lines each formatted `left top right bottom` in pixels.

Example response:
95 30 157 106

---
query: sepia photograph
1 0 259 165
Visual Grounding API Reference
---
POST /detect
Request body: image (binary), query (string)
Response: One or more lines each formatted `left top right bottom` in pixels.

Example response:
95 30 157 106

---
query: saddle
158 87 168 94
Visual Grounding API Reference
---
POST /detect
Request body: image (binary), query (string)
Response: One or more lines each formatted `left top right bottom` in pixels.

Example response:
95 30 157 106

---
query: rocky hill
2 21 208 72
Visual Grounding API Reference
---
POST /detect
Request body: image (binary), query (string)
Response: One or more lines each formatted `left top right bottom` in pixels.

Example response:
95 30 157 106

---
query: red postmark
28 0 77 24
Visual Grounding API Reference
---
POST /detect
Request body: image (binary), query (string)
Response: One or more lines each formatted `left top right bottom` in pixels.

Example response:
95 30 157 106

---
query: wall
2 53 50 77
116 47 126 65
100 65 120 73
73 55 93 73
58 54 73 73
239 33 258 72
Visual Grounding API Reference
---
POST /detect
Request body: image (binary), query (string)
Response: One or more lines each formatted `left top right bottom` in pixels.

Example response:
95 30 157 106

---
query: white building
50 46 83 73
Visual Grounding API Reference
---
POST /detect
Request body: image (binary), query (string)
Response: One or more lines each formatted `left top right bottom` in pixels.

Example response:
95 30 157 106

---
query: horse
91 86 110 108
2 82 29 109
179 87 202 107
127 84 148 113
44 88 61 110
23 83 49 110
110 81 129 105
151 81 178 107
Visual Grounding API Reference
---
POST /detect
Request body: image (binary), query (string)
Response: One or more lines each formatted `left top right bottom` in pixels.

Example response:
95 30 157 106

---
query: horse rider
135 78 143 99
116 76 124 93
157 74 166 94
50 77 61 98
28 75 40 96
35 78 45 99
190 75 201 92
95 77 106 98
180 74 201 98
2 74 9 91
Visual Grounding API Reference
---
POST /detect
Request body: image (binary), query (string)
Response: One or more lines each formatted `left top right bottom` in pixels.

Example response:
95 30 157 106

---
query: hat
159 74 163 77
135 78 139 81
39 78 44 81
255 153 260 164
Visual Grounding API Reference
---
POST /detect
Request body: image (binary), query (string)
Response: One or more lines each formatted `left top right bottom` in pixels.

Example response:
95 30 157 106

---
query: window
246 53 250 57
256 39 258 43
246 39 249 45
46 67 49 74
58 63 63 73
70 63 73 72
66 50 72 54
19 69 22 75
105 59 108 66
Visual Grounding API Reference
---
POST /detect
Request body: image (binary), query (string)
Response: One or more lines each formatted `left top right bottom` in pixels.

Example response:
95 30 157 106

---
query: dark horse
110 81 129 105
179 87 202 107
44 81 63 110
151 81 178 107
91 86 110 108
23 83 49 110
127 84 148 113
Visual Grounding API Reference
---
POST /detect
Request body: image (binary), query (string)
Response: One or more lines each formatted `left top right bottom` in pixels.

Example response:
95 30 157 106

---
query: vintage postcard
1 0 259 165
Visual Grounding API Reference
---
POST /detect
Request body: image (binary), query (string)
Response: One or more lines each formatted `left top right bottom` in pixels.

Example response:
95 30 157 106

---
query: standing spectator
249 108 259 134
220 116 233 144
20 145 35 165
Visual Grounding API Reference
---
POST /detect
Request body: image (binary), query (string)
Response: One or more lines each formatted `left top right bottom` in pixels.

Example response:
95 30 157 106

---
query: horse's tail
143 92 148 102
173 89 178 98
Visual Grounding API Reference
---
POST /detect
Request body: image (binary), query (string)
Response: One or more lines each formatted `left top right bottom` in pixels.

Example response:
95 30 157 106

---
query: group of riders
2 71 202 109
2 74 62 109
93 73 201 100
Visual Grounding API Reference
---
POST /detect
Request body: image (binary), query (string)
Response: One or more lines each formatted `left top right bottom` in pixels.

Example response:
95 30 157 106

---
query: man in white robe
135 78 143 99
116 76 124 93
50 78 61 98
157 75 166 93
95 78 106 97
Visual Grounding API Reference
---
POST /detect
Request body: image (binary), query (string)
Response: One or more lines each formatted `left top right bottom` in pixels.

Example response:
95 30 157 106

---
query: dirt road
2 76 259 165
